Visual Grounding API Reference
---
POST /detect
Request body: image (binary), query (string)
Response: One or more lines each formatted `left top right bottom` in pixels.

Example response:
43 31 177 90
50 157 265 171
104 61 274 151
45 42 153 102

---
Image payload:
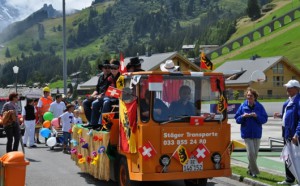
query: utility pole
63 0 67 95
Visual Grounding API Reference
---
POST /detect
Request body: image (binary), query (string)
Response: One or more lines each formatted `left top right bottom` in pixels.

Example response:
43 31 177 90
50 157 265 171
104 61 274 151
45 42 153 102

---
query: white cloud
6 0 93 20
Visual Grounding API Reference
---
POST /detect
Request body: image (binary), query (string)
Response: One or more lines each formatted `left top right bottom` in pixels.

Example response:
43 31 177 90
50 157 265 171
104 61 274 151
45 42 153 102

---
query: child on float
58 104 75 154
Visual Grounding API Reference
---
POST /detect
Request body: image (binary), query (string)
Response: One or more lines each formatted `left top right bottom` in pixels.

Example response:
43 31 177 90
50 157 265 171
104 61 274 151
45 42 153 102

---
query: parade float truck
71 71 231 186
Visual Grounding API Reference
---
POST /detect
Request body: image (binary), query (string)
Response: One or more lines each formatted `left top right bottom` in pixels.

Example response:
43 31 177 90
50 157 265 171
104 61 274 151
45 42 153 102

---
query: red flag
105 86 122 98
210 76 225 92
138 141 157 160
119 52 127 74
192 144 210 163
173 145 191 165
200 52 213 70
190 116 204 125
148 75 163 91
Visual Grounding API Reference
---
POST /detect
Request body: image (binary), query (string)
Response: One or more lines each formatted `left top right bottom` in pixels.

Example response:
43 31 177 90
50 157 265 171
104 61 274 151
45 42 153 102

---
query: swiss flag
148 75 163 91
138 141 157 160
119 52 127 74
192 144 210 163
105 86 122 98
190 116 204 125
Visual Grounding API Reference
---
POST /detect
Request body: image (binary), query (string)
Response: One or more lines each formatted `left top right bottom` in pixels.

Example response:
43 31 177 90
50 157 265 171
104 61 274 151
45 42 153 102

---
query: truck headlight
159 155 171 166
211 152 221 169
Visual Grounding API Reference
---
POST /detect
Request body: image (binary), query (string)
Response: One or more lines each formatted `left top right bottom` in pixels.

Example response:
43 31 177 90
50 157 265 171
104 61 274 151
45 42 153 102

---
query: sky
6 0 94 18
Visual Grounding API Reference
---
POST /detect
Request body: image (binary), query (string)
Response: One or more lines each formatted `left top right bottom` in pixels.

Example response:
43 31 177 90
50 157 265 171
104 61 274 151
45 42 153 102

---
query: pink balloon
51 118 60 128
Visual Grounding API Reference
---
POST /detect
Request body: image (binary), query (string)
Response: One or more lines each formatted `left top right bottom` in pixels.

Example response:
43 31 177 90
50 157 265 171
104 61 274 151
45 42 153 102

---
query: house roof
78 75 99 88
214 56 286 84
79 51 200 88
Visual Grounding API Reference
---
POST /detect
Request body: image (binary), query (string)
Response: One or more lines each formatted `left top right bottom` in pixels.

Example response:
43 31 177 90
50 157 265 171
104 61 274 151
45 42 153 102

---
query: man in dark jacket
83 60 111 126
274 79 300 185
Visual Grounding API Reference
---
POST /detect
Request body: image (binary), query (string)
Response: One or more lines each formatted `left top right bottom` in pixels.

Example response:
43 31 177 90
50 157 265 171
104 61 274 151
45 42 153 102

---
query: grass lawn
232 166 286 186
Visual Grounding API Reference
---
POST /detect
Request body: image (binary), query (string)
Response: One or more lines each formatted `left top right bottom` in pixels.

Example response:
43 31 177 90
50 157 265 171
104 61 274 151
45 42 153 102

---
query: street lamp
13 65 19 93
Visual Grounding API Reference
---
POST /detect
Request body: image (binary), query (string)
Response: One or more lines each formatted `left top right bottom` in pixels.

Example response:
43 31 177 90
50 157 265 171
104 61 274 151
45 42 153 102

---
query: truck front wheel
184 178 207 186
118 157 140 186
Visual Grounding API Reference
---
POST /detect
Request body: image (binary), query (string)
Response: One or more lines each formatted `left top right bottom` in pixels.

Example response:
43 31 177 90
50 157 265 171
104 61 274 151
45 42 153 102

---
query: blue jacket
282 94 300 139
235 100 268 139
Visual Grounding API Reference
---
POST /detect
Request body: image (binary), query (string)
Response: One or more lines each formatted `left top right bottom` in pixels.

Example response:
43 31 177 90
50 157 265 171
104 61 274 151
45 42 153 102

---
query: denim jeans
83 98 92 123
84 97 110 126
98 98 116 124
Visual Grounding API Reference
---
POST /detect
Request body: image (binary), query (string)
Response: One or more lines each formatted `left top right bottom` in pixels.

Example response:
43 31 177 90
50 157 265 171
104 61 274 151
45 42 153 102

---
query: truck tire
184 178 207 186
118 157 140 186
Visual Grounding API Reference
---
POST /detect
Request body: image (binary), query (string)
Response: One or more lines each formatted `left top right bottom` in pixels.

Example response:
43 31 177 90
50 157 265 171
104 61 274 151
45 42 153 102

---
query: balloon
51 118 60 128
43 112 54 121
40 128 51 138
46 137 57 147
43 120 51 128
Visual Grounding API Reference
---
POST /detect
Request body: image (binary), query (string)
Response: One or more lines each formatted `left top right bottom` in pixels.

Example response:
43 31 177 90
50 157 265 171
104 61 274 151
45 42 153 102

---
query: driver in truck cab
169 85 195 118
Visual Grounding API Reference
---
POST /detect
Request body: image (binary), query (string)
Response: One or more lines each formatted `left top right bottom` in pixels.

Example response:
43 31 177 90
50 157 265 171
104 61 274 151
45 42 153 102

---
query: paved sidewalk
229 117 286 185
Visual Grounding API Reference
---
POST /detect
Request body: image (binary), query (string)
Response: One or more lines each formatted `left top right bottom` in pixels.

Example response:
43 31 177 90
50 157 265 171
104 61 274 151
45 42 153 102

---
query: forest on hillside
0 0 270 87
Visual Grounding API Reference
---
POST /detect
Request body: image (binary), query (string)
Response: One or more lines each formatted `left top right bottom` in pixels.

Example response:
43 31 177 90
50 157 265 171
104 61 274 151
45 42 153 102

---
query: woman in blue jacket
235 87 268 178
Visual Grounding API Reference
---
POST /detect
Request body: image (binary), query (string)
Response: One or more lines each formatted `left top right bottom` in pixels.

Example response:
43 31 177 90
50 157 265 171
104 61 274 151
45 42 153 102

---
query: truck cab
71 71 231 186
115 71 231 186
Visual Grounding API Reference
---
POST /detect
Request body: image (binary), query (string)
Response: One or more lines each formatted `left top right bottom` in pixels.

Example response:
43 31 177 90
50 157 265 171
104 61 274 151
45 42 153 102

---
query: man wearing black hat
127 57 144 72
83 60 111 127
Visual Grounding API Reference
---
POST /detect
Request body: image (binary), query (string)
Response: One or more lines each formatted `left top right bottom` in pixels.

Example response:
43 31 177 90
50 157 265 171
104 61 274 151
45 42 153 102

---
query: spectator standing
77 97 87 123
49 94 66 118
234 87 268 178
37 86 53 144
274 80 300 185
22 99 37 148
1 92 20 152
33 99 41 144
58 104 75 154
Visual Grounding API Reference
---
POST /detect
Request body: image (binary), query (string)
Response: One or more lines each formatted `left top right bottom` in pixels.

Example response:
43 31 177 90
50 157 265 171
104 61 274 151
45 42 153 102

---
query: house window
267 90 272 97
272 63 283 74
273 76 284 87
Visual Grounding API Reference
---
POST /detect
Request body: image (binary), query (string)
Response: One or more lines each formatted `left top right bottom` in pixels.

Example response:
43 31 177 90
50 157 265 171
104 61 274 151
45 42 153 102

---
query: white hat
160 60 179 72
284 80 300 88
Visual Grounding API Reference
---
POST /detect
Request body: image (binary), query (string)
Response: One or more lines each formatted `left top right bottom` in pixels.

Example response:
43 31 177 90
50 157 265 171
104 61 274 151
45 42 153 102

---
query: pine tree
5 48 11 58
246 0 261 20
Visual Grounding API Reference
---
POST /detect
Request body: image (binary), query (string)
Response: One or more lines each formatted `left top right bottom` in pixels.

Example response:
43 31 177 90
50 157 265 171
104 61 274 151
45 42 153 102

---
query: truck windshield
139 75 226 123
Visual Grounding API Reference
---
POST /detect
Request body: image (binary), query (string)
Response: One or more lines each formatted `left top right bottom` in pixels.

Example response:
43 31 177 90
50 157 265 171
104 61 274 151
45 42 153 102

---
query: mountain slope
0 0 247 63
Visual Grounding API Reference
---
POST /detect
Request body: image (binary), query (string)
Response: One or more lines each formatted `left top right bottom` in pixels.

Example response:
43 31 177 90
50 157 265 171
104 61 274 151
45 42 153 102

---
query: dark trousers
283 126 295 183
4 122 21 153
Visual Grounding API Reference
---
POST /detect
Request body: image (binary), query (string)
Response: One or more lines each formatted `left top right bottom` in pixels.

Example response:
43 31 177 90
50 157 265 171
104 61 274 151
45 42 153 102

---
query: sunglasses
110 67 119 70
103 66 110 69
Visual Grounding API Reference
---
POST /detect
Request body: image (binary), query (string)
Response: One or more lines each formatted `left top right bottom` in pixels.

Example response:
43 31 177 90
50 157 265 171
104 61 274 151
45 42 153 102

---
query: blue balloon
40 128 51 138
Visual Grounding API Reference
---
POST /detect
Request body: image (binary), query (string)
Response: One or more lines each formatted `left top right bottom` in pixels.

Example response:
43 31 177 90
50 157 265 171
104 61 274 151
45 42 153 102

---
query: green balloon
43 112 54 121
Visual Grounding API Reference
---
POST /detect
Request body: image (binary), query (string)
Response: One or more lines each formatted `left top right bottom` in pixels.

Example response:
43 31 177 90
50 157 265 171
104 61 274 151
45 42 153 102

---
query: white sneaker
277 181 293 185
291 184 299 186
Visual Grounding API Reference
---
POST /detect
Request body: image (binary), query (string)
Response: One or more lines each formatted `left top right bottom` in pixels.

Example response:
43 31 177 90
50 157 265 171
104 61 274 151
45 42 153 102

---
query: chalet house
214 56 300 99
77 51 200 93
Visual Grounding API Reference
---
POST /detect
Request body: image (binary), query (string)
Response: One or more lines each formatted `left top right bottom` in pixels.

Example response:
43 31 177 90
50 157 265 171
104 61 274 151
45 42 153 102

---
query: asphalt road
0 137 250 186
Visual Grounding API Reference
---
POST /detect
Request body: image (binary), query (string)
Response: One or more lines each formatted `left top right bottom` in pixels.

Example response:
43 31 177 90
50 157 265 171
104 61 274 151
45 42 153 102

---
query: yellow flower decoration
77 129 82 134
78 157 86 164
94 155 99 161
91 160 97 165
